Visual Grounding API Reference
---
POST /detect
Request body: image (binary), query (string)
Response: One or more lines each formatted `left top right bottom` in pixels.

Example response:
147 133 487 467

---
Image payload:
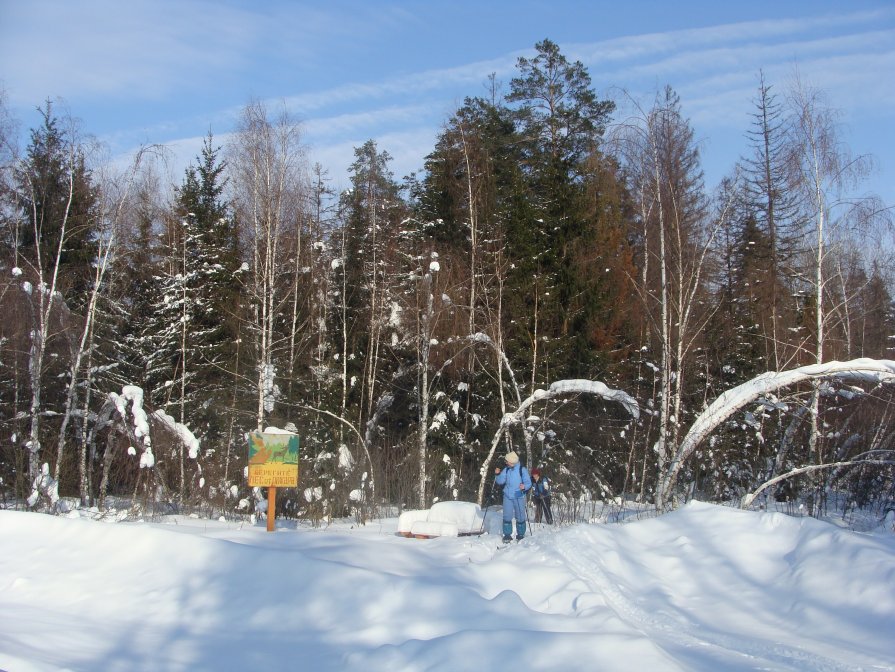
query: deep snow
1 501 893 671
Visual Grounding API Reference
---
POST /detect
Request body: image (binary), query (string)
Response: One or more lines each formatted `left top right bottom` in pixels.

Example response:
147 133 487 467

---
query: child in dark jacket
531 468 554 525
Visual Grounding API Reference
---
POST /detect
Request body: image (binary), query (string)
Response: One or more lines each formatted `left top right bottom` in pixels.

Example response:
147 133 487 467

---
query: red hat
531 468 541 477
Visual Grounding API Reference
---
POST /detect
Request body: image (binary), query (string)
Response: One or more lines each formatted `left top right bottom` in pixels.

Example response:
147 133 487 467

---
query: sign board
247 431 299 488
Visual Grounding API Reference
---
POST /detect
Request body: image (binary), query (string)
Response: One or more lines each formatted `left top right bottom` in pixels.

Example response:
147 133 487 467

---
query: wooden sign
247 431 299 488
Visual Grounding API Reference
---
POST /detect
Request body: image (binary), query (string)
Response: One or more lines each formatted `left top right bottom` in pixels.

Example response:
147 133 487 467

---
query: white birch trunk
417 269 433 508
24 153 75 491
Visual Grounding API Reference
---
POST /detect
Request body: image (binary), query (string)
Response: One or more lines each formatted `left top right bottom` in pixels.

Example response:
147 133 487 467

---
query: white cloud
302 104 437 141
568 8 895 67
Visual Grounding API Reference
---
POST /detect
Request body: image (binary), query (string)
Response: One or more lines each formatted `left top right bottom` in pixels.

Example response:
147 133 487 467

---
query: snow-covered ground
1 501 893 671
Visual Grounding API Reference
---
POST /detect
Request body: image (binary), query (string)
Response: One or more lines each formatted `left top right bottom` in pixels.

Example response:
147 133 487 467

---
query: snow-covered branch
153 409 200 461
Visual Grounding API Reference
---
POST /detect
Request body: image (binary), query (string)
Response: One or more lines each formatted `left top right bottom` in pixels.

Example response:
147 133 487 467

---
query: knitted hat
504 451 519 465
531 468 541 477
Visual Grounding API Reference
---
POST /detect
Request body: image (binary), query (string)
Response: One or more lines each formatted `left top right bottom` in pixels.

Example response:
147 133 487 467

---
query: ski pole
520 486 533 537
478 478 498 535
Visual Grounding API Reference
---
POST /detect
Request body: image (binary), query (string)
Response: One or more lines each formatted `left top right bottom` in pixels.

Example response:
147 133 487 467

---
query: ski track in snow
548 525 868 672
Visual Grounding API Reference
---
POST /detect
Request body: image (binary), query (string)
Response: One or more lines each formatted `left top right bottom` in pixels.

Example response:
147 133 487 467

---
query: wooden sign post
247 431 299 532
267 486 277 532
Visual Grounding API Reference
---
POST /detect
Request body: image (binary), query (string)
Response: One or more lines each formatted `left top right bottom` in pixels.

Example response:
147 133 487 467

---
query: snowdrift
1 502 893 671
397 500 486 537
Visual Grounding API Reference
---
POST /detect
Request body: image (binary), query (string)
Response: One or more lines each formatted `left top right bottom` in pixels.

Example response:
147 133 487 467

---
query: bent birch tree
657 358 895 508
477 379 639 505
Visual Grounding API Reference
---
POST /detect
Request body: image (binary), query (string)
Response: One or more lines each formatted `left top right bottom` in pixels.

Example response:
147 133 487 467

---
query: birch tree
615 88 733 508
229 101 307 431
413 250 438 507
10 103 98 501
785 73 877 513
53 146 151 498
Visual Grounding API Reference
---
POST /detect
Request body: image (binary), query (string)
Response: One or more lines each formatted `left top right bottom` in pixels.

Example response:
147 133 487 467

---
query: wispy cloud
280 6 895 164
17 2 888 202
0 0 471 107
302 104 439 141
278 56 517 118
568 8 895 66
0 1 265 103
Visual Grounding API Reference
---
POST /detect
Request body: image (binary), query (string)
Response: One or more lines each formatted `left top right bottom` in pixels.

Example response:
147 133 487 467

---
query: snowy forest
2 39 894 523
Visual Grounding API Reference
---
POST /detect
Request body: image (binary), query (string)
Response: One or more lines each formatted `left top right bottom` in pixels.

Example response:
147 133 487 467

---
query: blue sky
1 0 893 206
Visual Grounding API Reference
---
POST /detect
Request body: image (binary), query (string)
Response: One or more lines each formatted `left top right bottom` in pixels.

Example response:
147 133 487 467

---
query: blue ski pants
502 495 527 538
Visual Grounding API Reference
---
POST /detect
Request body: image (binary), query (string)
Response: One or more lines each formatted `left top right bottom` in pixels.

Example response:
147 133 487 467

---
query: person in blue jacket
494 451 531 542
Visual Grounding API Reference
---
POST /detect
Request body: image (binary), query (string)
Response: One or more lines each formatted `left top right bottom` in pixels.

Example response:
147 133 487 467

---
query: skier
531 468 554 525
494 451 531 542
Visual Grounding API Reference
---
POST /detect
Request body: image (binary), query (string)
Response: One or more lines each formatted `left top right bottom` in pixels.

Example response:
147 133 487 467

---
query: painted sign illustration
247 431 299 487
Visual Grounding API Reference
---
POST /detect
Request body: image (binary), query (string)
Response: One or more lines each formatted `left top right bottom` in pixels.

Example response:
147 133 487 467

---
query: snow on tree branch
477 378 639 505
500 379 641 427
153 409 200 460
109 385 154 468
741 458 895 509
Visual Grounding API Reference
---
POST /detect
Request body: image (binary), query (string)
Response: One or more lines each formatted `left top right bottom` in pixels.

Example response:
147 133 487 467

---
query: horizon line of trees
2 40 894 521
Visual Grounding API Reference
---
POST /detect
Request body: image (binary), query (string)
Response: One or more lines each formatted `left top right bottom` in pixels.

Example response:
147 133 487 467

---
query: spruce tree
140 134 236 500
15 102 99 308
410 96 533 490
335 140 406 426
172 133 239 446
741 73 803 369
859 264 895 358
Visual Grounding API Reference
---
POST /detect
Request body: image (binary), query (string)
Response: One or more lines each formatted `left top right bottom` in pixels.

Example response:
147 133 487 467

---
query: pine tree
505 39 620 380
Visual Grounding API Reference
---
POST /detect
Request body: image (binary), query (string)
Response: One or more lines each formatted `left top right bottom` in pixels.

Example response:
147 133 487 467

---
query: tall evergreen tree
858 264 895 358
140 134 236 500
15 102 98 307
335 140 406 425
505 39 620 380
172 133 239 445
707 196 776 392
410 96 535 485
117 166 164 391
